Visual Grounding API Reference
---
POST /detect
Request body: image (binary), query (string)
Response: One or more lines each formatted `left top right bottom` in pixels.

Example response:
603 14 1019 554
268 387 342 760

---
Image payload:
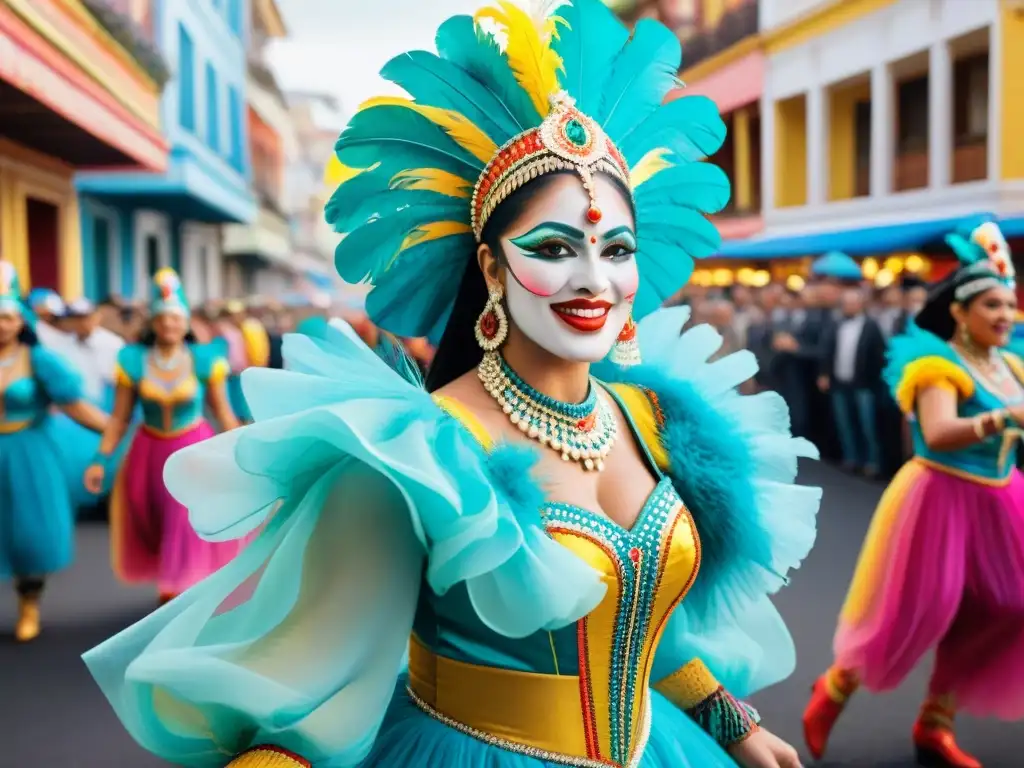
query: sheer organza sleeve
85 460 424 766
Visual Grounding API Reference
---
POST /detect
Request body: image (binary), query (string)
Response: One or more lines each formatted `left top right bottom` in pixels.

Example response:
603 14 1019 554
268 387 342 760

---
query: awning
716 212 995 259
304 270 336 290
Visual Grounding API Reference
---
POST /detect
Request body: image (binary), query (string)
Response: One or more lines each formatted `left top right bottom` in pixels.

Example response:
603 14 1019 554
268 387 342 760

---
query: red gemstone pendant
586 206 602 224
480 311 498 339
628 547 641 564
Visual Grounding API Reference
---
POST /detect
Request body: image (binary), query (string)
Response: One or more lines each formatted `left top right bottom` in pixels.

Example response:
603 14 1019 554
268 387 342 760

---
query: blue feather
335 104 483 178
327 184 464 237
334 203 469 284
638 207 722 259
600 20 682 140
634 162 731 214
552 0 629 116
883 322 961 398
945 232 985 267
435 15 542 129
373 330 426 388
364 234 474 338
633 244 693 313
381 50 521 142
618 96 726 166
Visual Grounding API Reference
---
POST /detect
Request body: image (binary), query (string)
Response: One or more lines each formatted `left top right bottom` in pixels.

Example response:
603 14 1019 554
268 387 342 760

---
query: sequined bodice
414 477 701 765
136 352 206 434
912 356 1024 481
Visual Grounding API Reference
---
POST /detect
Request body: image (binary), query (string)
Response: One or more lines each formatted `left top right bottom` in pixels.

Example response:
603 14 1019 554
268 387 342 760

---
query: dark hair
913 272 1007 340
17 323 38 346
138 319 199 347
424 171 634 392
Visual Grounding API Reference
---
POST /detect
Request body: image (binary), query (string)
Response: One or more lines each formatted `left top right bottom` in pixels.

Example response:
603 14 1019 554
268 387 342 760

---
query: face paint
500 174 638 363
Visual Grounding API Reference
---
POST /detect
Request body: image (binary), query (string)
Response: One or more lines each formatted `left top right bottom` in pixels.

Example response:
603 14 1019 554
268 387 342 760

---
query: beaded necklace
477 351 617 471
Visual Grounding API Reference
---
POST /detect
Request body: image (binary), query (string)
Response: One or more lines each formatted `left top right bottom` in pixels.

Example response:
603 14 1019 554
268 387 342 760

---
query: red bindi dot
590 236 597 244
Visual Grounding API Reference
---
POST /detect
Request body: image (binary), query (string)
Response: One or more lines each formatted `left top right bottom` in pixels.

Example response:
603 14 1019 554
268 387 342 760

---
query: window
896 75 929 153
92 217 112 300
854 100 872 197
145 235 160 280
954 53 989 142
229 86 245 172
205 63 220 150
229 0 243 37
178 25 195 132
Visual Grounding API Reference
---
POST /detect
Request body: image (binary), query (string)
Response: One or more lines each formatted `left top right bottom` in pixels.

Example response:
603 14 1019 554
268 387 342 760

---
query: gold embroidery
653 658 720 710
226 747 310 768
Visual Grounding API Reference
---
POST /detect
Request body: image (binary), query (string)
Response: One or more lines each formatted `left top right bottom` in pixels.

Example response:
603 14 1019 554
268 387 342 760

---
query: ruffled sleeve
30 345 84 405
884 324 974 414
114 345 143 389
83 319 605 766
596 305 821 699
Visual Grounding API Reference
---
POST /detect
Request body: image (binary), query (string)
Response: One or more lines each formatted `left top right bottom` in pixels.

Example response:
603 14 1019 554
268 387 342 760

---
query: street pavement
1 461 1021 766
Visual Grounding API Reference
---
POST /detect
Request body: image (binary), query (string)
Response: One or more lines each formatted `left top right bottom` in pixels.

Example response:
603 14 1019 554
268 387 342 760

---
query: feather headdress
945 220 1016 302
0 260 21 315
326 0 729 340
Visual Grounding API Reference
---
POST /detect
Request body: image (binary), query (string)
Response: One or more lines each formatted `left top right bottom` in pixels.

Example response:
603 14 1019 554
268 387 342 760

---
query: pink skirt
110 421 247 595
834 460 1024 719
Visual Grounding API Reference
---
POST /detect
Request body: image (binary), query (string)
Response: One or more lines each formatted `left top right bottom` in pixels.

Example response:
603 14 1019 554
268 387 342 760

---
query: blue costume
84 3 820 766
0 262 92 642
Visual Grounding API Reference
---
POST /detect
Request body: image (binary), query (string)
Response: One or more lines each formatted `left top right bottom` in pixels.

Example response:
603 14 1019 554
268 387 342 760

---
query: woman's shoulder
885 325 974 411
114 344 145 385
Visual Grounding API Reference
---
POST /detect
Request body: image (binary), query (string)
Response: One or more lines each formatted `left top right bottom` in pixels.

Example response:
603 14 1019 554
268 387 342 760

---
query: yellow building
0 0 167 297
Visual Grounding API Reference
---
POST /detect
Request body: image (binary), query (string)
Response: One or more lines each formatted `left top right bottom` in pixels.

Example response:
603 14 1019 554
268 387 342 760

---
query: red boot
913 698 981 768
802 668 858 760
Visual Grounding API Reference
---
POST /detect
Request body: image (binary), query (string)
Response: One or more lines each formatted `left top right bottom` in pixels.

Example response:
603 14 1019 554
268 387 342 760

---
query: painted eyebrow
602 225 636 241
511 221 587 241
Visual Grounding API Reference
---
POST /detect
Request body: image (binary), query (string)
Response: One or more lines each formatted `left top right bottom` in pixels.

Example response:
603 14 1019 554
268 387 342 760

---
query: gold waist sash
407 635 649 768
0 418 32 434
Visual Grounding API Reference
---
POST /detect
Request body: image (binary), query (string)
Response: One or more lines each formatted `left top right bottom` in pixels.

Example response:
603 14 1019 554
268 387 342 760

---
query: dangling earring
959 322 973 350
476 284 508 352
610 314 641 367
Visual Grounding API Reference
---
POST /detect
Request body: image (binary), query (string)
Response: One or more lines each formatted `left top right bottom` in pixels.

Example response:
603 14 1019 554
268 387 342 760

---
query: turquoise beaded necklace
477 351 618 471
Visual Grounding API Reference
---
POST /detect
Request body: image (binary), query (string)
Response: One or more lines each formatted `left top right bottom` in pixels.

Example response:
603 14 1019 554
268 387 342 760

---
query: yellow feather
391 168 473 198
324 156 378 187
399 221 474 253
474 1 566 117
630 148 676 188
360 96 496 164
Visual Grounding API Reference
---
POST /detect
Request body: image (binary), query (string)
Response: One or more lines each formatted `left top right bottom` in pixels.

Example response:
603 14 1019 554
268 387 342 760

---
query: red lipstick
550 298 613 333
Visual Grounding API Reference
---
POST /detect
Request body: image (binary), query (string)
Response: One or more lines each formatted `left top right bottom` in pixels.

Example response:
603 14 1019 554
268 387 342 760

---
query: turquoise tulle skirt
0 421 74 578
364 679 738 767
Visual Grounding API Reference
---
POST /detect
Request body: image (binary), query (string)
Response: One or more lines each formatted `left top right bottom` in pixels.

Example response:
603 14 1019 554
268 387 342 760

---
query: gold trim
0 418 32 434
653 658 720 710
406 684 651 768
226 747 309 768
762 0 900 55
912 457 1011 487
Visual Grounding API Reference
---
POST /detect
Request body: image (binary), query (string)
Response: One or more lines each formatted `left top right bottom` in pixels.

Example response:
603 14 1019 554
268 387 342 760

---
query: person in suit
818 287 887 477
747 283 785 392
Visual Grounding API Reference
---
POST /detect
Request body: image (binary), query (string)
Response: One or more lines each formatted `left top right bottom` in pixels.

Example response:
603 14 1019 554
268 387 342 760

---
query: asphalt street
1 461 1021 767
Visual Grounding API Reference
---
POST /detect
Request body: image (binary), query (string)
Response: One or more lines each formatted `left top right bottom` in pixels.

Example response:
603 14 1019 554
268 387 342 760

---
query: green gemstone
564 118 588 147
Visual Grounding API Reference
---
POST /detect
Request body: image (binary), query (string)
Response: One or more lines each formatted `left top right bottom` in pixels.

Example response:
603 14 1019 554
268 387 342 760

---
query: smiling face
152 310 189 346
490 173 638 363
0 308 22 346
953 284 1018 349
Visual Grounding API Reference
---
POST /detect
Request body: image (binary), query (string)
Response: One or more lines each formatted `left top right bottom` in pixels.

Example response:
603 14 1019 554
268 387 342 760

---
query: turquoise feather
638 208 722 259
366 235 475 338
945 232 986 266
883 321 960 399
380 50 521 142
334 203 469 284
634 162 731 214
599 20 682 141
618 96 725 165
327 185 464 237
335 103 484 178
324 170 391 229
435 15 542 129
552 0 629 116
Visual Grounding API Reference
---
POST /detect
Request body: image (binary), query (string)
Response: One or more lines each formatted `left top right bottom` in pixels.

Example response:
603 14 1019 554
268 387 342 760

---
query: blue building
76 0 256 303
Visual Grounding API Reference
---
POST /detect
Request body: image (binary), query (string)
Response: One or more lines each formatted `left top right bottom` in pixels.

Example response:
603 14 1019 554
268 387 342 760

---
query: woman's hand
728 728 802 768
1006 405 1024 428
84 464 106 496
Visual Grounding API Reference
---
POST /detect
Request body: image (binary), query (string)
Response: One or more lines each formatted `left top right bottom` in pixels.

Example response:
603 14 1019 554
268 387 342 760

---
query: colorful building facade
724 0 1024 285
76 0 256 302
0 0 168 298
222 0 297 298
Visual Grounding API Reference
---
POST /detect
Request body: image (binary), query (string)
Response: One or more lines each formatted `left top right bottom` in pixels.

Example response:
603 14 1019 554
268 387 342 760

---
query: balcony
680 1 758 72
81 0 168 85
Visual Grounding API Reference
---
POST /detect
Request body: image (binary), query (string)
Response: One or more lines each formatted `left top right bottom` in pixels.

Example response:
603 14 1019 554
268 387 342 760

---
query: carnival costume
104 269 244 599
804 222 1024 768
0 264 94 640
85 2 820 766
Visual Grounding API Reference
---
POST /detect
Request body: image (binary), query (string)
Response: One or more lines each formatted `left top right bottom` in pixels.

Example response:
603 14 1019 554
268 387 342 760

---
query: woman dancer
803 221 1024 768
84 269 242 605
85 3 820 766
0 262 108 641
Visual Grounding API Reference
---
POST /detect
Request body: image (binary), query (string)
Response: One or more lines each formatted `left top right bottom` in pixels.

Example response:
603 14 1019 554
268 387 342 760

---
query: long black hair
424 170 634 392
17 323 38 346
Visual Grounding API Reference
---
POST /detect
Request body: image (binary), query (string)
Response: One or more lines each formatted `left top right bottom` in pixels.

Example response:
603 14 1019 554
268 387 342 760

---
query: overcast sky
267 0 483 127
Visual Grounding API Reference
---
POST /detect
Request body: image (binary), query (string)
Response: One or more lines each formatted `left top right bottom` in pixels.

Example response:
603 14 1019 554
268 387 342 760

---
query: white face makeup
499 174 638 362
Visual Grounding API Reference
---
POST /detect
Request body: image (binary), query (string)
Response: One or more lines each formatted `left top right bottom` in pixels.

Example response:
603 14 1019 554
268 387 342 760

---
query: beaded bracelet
686 687 762 747
90 452 111 471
